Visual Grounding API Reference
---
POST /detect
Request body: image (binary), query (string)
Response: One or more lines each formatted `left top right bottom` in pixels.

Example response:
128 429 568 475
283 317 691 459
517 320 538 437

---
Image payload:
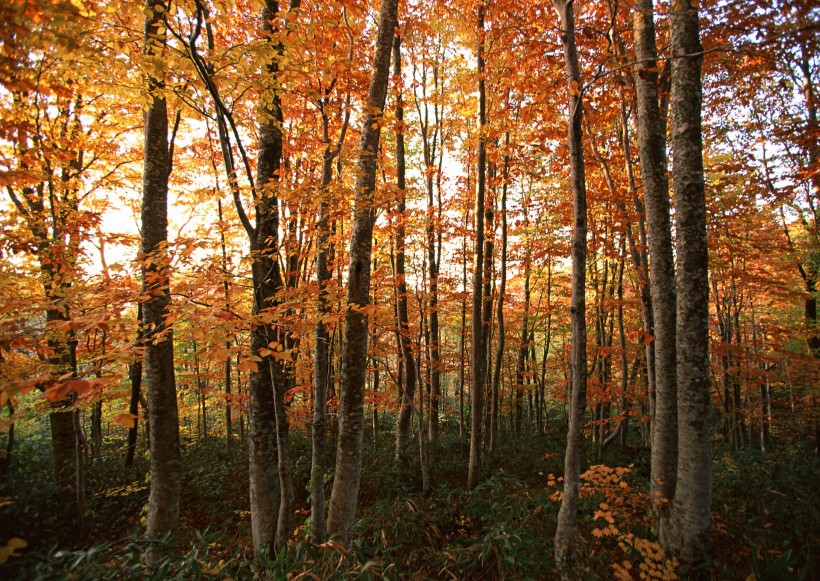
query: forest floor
0 419 817 579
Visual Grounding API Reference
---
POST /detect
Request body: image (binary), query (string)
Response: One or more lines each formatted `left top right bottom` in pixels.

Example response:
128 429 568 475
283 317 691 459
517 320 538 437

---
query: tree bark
310 55 350 539
664 0 712 571
141 0 181 565
218 199 233 457
491 141 510 449
634 0 678 528
124 305 142 469
393 32 419 467
552 0 589 572
468 4 487 489
326 0 398 543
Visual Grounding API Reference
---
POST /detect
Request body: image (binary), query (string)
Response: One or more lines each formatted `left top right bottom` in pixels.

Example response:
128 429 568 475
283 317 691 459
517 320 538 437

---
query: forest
0 0 818 578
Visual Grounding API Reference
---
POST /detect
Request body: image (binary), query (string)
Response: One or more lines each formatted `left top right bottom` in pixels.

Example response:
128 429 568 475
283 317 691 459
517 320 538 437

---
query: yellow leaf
0 537 27 565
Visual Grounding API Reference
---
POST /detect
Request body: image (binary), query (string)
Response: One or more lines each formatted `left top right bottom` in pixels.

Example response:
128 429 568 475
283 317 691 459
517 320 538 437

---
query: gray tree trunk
247 0 302 556
141 0 181 565
633 0 678 527
326 0 398 543
551 0 588 573
665 0 712 571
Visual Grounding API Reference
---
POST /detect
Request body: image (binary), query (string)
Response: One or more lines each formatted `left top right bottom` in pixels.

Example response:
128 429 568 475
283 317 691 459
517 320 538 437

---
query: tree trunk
141 0 181 565
393 32 419 467
664 0 712 571
633 0 678 527
0 400 13 479
468 4 487 489
326 0 398 543
217 199 233 457
91 399 103 463
310 57 349 538
125 304 143 469
247 0 302 556
516 238 531 436
491 142 510 450
552 0 588 572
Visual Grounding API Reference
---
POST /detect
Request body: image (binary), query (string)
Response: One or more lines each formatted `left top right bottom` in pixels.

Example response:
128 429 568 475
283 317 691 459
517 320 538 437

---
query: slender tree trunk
516 241 531 436
141 0 181 565
468 4 487 489
460 210 469 440
633 0 677 526
393 33 419 467
417 299 432 494
491 143 509 450
552 0 588 572
664 0 712 570
125 305 143 469
326 0 398 543
91 399 103 463
218 199 233 457
424 138 441 446
310 67 348 539
1 400 13 479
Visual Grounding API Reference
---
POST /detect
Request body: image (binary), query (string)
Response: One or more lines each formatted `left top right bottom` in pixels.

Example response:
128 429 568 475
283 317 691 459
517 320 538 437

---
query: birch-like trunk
633 0 677 529
552 0 588 572
326 0 398 543
665 0 712 571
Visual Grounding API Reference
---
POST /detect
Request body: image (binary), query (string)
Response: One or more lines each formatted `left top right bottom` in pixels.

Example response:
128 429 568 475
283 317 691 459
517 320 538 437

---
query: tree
311 12 353 540
551 0 589 572
141 0 181 564
633 0 677 526
468 2 488 490
663 0 712 570
393 31 419 468
325 0 399 543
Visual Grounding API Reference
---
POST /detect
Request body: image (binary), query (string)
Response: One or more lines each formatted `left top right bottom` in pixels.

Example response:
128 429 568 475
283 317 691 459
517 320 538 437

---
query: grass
0 414 817 579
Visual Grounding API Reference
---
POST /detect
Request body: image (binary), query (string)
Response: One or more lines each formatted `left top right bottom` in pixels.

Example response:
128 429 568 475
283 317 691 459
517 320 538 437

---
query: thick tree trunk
326 0 398 543
633 0 677 527
246 0 302 556
664 0 712 571
552 0 588 572
49 403 85 519
247 323 279 556
393 33 419 467
141 0 181 566
468 4 487 489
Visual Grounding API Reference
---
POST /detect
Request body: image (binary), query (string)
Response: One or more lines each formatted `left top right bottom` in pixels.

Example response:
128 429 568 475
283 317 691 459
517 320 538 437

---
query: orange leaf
114 413 138 429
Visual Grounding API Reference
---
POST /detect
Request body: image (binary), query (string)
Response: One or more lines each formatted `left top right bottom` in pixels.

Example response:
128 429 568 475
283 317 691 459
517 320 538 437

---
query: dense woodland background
0 0 818 578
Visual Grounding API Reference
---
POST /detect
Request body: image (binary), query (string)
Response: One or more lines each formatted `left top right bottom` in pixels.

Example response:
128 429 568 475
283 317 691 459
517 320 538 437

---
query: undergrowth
1 419 817 579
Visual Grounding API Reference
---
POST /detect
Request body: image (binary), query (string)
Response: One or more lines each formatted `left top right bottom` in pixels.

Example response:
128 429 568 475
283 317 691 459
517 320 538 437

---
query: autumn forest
0 0 818 578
